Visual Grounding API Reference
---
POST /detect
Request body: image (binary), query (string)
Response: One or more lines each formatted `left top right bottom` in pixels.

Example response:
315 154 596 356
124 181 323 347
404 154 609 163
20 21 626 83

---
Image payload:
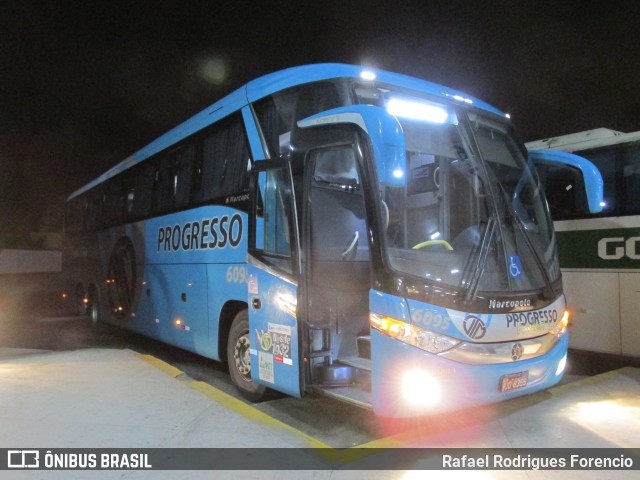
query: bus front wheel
227 310 268 402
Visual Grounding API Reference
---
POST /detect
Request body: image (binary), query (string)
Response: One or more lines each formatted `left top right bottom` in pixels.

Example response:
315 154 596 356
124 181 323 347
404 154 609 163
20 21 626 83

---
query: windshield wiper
463 215 496 303
496 182 555 298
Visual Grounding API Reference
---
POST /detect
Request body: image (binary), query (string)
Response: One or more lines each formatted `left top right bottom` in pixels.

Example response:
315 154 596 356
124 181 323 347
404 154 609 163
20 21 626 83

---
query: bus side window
157 158 177 215
133 163 154 219
170 144 195 209
623 146 640 214
200 114 251 202
253 167 297 275
537 163 590 220
253 82 342 160
254 92 297 158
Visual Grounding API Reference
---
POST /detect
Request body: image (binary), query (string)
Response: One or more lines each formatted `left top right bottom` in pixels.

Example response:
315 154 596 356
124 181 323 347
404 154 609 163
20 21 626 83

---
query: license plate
500 371 529 392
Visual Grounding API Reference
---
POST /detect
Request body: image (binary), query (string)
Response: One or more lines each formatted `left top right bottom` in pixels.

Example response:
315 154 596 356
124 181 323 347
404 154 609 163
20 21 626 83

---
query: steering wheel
412 239 454 251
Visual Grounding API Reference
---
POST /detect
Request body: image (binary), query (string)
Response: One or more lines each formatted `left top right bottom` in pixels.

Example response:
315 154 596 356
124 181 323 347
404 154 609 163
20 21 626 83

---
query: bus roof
69 63 506 201
526 127 640 152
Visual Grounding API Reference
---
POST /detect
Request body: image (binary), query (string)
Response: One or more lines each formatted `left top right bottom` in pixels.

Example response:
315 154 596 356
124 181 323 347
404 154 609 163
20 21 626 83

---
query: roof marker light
360 70 377 81
443 92 473 105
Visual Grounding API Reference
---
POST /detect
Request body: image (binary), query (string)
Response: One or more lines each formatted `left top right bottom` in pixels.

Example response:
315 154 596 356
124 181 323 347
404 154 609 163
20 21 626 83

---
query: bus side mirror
529 149 604 214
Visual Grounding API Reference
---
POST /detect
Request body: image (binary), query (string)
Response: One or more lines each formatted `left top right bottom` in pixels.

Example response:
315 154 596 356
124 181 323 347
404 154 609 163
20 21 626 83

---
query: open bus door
245 105 405 405
245 161 303 399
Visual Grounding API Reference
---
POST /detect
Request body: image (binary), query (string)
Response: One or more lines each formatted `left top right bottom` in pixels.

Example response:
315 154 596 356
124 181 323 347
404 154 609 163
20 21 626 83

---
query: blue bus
63 64 599 417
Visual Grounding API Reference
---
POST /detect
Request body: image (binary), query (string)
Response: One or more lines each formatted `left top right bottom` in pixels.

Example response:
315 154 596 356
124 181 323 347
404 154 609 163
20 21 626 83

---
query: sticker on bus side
254 323 293 366
258 351 275 383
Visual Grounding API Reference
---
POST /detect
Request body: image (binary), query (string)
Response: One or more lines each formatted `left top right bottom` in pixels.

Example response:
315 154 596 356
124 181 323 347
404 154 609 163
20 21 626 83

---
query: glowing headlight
549 310 570 337
370 313 461 354
401 369 442 407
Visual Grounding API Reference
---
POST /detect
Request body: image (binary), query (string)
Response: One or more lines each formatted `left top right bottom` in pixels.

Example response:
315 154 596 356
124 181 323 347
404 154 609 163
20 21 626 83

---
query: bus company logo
157 213 243 253
598 237 640 260
463 315 486 340
511 343 524 361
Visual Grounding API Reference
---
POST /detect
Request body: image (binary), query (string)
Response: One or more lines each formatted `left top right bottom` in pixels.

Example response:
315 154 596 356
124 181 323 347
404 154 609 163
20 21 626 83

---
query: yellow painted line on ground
137 353 331 449
184 380 331 449
137 354 184 378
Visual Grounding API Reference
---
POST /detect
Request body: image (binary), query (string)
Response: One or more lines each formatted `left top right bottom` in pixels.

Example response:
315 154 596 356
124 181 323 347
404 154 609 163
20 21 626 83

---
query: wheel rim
233 330 252 382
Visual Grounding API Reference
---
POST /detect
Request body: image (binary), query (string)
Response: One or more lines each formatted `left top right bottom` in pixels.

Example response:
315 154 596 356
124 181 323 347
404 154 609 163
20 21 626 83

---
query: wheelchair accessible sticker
509 255 523 279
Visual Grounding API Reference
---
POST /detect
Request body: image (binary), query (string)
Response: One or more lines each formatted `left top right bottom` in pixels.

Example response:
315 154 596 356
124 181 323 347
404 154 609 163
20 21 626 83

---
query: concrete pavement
1 346 638 479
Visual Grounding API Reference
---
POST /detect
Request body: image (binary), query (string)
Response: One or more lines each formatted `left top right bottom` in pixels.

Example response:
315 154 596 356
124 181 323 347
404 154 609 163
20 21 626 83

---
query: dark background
2 0 640 247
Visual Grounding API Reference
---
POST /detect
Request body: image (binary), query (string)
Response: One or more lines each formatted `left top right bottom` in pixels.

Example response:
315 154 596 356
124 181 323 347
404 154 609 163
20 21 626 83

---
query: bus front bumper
371 329 568 418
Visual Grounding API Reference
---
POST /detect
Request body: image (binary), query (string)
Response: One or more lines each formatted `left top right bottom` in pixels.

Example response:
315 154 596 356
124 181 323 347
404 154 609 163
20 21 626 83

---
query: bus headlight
401 369 442 407
549 310 570 337
370 313 461 354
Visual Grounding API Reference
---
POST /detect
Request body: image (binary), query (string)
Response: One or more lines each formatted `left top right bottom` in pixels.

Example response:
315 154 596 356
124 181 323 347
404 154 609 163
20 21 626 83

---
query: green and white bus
528 128 640 359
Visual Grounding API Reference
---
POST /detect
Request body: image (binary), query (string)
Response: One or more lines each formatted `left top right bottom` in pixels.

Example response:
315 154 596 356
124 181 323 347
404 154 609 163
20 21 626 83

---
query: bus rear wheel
227 310 268 402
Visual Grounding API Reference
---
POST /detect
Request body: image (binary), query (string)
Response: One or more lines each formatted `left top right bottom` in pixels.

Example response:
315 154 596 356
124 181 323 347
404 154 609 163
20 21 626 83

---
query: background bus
528 128 640 359
63 64 589 417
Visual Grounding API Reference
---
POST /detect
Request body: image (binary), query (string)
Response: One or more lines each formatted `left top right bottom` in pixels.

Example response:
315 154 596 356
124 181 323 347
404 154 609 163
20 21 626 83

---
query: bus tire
227 309 268 402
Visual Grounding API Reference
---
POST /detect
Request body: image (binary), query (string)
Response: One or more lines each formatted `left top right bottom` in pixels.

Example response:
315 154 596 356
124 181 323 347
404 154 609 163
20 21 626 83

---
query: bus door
301 142 371 384
284 117 374 401
247 161 302 397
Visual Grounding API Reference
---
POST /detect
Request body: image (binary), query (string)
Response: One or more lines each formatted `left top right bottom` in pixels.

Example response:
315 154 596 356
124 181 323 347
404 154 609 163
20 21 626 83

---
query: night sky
2 0 640 246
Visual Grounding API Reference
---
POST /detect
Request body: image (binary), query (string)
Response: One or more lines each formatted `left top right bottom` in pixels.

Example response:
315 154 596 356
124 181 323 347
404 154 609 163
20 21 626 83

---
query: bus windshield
378 96 558 294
